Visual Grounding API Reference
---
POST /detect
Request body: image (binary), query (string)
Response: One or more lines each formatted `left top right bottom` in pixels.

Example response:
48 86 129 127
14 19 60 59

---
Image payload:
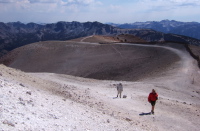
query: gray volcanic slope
0 41 180 81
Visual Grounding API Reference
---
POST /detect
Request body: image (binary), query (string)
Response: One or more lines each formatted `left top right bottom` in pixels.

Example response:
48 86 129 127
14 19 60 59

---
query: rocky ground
0 36 200 131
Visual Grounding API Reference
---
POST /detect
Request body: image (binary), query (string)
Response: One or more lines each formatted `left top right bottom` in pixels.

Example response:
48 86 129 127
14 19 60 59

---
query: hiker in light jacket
116 83 123 98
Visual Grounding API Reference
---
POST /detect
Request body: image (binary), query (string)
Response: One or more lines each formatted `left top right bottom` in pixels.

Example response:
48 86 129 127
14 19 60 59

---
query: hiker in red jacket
148 89 158 114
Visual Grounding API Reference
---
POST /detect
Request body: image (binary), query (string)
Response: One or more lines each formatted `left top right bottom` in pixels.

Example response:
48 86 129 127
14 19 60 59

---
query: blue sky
0 0 200 23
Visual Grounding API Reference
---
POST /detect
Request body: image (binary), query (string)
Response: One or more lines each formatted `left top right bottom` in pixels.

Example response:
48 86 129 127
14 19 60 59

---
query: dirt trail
80 35 94 42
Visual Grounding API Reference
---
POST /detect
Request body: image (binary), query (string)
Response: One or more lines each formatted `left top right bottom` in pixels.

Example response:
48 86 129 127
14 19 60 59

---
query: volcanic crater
0 36 180 81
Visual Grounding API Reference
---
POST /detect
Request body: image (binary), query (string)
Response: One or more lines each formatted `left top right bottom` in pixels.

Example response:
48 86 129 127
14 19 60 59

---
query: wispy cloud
0 0 60 3
29 0 58 3
62 0 102 6
0 0 199 23
0 0 16 3
169 0 200 6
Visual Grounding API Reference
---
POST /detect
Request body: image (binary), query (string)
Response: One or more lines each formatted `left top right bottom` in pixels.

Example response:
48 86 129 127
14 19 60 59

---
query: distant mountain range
1 21 200 57
108 20 200 40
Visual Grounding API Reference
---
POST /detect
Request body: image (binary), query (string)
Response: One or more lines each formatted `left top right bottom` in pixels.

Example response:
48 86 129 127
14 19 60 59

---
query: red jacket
148 93 158 102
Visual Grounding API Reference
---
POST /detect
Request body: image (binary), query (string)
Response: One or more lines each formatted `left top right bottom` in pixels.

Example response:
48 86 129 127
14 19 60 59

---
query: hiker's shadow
139 112 151 116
